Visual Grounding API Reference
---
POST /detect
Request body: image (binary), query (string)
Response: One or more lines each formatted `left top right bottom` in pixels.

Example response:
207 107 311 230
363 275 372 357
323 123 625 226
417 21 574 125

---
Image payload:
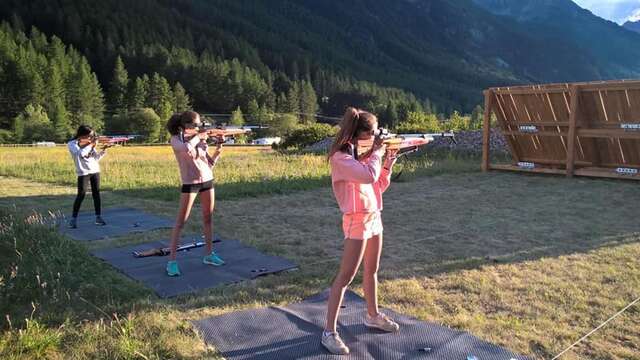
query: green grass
1 147 639 359
0 146 490 201
0 146 330 201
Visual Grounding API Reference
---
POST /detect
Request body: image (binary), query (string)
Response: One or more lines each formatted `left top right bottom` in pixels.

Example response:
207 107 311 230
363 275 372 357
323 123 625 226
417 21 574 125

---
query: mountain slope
2 0 639 112
472 0 640 79
624 20 640 34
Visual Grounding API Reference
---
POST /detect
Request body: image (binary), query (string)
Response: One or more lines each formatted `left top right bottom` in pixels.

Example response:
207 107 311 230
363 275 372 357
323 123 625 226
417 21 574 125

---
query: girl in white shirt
67 125 107 228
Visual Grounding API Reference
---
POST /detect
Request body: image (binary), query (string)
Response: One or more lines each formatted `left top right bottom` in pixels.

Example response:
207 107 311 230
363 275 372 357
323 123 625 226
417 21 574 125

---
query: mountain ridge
2 0 640 112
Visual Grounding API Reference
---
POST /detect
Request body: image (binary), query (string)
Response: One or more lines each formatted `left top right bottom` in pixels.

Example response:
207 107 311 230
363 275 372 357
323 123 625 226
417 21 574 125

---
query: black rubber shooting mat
58 207 174 241
91 238 297 298
193 290 531 360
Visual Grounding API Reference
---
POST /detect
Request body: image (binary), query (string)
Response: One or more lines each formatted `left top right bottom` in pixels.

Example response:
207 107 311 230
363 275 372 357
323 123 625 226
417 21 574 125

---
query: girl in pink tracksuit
321 107 400 355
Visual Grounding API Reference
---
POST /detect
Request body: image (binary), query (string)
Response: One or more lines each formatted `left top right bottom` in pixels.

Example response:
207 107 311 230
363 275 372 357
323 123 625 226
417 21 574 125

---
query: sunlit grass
0 146 330 200
1 147 639 359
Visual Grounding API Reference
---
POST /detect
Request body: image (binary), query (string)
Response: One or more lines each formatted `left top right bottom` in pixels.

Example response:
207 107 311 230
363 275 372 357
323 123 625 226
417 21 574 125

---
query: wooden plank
574 168 640 180
502 130 569 137
491 164 640 180
494 88 569 95
490 79 640 93
482 90 492 172
566 85 580 177
582 83 640 92
577 129 640 139
519 157 591 166
490 164 566 175
508 121 571 126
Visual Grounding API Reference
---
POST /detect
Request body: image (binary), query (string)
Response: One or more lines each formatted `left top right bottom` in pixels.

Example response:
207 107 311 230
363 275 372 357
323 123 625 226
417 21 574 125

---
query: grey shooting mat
91 238 297 298
193 290 530 360
58 207 174 241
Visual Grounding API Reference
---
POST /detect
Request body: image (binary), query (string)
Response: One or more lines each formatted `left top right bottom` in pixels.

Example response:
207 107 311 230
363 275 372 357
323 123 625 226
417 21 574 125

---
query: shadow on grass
2 168 640 323
112 176 331 202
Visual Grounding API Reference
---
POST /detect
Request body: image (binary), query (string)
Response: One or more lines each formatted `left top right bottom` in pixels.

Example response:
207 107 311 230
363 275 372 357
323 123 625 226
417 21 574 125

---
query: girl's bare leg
169 192 198 260
362 233 383 317
324 238 368 333
199 188 215 254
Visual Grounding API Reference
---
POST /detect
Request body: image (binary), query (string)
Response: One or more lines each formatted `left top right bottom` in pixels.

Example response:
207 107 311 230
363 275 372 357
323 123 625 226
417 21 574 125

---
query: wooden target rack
482 80 640 180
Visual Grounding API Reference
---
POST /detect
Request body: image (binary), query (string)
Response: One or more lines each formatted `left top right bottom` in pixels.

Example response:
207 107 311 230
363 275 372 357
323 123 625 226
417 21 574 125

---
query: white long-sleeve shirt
67 140 106 176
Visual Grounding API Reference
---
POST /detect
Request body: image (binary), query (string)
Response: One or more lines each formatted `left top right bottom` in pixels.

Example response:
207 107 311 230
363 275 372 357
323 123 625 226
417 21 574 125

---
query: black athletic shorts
181 180 213 193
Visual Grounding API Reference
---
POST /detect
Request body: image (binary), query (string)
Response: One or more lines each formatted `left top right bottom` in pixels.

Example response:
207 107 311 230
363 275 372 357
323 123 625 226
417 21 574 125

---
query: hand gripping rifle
132 241 206 258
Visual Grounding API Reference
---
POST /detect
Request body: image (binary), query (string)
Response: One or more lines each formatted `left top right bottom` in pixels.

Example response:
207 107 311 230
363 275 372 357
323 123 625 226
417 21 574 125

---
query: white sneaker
364 312 400 332
321 331 350 355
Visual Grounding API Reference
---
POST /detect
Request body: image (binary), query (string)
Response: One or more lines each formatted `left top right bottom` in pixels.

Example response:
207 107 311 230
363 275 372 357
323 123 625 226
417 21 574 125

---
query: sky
573 0 640 24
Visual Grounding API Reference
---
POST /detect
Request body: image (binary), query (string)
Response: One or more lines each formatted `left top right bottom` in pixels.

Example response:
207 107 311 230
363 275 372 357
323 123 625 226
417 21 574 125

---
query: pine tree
275 92 288 113
230 106 245 126
107 55 129 116
50 98 71 141
148 73 173 122
299 80 318 123
148 73 173 141
246 99 260 124
67 59 105 131
128 76 148 111
383 102 399 129
45 64 71 141
286 83 300 117
173 82 191 112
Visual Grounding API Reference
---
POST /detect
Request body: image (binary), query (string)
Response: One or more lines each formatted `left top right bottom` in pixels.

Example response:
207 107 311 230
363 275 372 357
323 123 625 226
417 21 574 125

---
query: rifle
132 241 205 258
356 129 455 158
81 134 140 148
98 135 141 144
183 123 254 144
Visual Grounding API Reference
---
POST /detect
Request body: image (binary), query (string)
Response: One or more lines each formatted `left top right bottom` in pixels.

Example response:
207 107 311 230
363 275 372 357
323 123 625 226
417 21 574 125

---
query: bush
280 123 336 149
443 111 471 132
396 111 442 133
0 129 13 144
127 108 161 142
15 104 52 143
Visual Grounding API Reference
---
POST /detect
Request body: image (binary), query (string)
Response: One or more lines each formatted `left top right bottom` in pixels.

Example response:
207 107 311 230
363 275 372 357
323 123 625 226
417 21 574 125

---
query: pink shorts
342 212 383 240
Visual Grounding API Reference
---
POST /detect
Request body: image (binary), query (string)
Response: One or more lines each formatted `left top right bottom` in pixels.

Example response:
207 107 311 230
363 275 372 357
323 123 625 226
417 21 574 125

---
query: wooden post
482 90 492 172
566 85 580 177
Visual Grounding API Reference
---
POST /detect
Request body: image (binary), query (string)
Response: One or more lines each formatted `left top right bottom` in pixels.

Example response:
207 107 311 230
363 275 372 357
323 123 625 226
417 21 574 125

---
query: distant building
35 142 56 147
252 137 281 145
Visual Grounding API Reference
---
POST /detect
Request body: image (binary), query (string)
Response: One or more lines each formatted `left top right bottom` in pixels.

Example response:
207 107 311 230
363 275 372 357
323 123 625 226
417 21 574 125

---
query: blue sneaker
166 260 181 276
203 251 225 266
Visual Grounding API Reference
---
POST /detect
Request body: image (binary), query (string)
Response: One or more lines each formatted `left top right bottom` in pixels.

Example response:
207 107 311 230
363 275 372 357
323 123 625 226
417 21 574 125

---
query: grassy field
1 146 639 359
0 145 481 202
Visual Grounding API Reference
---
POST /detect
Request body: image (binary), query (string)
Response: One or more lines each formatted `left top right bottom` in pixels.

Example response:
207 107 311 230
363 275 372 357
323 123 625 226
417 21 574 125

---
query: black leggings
72 173 101 217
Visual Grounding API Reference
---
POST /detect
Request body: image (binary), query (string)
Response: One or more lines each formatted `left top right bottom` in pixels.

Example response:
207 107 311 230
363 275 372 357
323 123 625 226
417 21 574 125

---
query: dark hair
328 107 377 159
166 110 200 135
73 125 95 140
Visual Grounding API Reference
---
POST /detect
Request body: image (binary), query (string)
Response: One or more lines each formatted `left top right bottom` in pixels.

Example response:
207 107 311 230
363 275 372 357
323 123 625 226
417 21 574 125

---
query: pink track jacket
330 144 395 214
